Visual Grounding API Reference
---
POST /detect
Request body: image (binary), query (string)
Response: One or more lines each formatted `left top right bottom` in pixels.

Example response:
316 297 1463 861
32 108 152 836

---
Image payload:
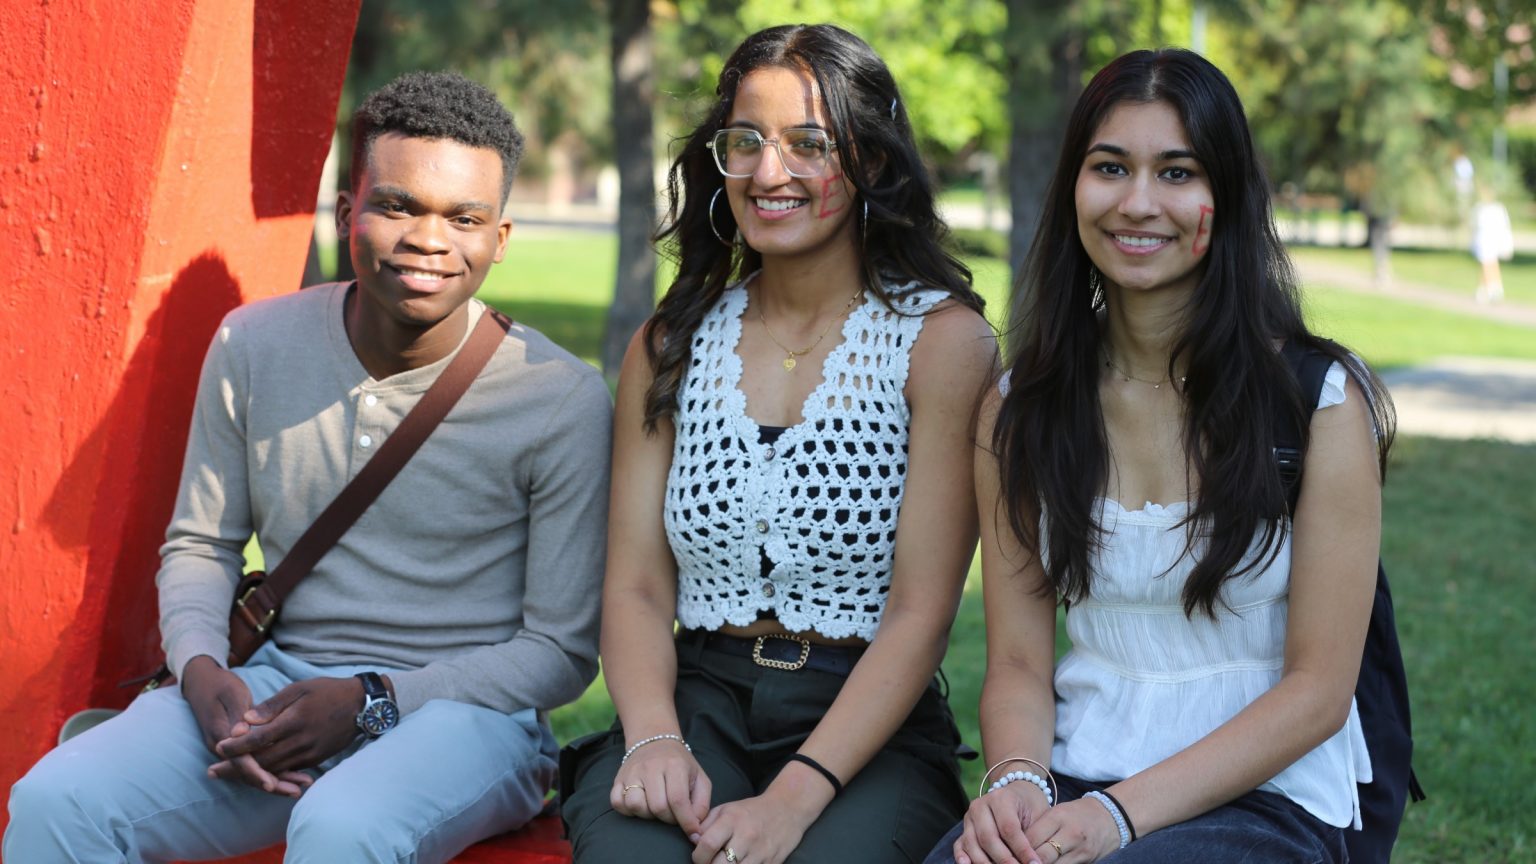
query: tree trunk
302 229 325 287
1366 211 1392 287
1006 0 1082 305
603 0 656 379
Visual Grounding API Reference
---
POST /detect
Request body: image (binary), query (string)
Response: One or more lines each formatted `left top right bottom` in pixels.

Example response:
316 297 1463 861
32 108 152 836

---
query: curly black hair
349 71 524 203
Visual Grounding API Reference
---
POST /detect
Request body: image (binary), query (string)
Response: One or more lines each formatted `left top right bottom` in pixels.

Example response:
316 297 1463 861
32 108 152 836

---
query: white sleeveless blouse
665 276 946 640
1049 362 1372 829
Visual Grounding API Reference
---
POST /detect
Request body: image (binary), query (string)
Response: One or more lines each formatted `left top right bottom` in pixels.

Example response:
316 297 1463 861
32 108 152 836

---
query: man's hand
181 655 307 797
212 676 367 778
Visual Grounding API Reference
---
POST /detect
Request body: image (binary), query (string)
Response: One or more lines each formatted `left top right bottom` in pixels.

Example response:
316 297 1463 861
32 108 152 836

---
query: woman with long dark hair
926 49 1394 864
560 24 995 864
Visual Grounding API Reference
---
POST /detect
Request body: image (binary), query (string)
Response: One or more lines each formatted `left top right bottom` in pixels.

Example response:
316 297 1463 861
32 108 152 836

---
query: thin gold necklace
1103 352 1186 390
756 288 863 372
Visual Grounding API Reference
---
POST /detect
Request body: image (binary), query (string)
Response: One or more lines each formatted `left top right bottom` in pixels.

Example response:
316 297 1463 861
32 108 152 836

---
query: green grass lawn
480 230 1532 863
1290 244 1536 308
1379 436 1536 863
1302 282 1536 370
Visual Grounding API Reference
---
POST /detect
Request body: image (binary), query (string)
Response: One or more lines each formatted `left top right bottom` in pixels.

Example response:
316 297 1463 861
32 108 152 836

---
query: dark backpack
1277 341 1425 864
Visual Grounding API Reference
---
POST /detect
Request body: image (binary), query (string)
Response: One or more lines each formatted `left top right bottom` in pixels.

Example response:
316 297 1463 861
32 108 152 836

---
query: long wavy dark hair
995 49 1395 617
641 23 984 431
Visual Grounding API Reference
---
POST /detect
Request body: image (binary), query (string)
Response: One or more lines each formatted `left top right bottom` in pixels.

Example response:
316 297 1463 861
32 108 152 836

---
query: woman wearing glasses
560 23 995 864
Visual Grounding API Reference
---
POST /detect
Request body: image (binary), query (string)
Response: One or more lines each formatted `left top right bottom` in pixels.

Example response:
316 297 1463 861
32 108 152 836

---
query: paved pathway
1379 357 1536 444
1292 257 1536 329
1290 258 1536 443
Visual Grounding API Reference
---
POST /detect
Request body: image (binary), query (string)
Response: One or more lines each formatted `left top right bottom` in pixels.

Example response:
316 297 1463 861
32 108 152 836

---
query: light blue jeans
4 642 557 864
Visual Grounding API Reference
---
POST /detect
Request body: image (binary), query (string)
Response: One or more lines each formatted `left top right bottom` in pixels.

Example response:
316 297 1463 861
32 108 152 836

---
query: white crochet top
665 275 946 640
1049 362 1373 829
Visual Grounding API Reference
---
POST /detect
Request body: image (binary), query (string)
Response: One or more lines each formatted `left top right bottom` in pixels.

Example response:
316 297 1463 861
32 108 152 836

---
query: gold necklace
1103 352 1186 390
756 288 863 372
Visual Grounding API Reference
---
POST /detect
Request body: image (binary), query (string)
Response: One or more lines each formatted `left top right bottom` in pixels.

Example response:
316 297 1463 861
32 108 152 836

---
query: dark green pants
560 632 968 863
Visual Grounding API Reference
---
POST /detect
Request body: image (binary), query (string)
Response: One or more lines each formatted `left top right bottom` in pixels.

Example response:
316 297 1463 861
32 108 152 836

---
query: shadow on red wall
32 253 243 725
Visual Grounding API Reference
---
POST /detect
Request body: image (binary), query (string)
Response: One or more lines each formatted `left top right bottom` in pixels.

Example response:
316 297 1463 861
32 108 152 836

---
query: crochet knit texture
665 277 945 640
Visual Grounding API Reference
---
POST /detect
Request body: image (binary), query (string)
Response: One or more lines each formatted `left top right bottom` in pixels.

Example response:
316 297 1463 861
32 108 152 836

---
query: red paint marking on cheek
817 172 847 219
1192 205 1214 255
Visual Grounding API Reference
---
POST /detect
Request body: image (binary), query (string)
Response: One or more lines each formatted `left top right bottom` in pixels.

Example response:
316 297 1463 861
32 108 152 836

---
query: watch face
359 699 400 736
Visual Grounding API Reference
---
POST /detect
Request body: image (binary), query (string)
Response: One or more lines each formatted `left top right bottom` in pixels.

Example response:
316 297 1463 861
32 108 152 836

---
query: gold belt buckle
752 633 811 671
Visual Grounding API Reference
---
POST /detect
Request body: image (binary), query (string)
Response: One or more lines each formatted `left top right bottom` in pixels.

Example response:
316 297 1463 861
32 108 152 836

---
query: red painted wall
0 0 361 822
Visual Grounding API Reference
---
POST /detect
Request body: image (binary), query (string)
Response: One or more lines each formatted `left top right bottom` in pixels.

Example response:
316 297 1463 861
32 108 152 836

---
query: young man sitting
5 71 611 863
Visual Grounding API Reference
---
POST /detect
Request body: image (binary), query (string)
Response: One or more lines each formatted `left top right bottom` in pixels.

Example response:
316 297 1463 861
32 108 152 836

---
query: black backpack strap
1277 339 1334 515
1277 340 1424 864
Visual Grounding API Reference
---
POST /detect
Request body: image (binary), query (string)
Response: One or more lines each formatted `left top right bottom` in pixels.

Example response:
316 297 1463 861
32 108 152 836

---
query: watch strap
356 671 388 701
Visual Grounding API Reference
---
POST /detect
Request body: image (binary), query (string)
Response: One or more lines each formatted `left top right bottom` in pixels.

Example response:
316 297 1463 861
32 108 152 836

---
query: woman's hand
610 738 711 836
1017 797 1121 864
688 789 818 864
953 782 1051 864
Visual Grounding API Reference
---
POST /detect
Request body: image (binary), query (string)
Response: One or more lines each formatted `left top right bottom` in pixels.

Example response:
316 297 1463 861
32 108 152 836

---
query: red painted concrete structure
0 0 361 787
0 1 571 860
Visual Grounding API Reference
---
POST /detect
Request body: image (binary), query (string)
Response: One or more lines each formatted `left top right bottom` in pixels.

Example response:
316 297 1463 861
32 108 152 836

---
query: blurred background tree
322 0 1536 365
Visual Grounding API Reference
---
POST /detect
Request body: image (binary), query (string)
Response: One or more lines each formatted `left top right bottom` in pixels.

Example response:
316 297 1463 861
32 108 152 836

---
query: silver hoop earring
708 188 736 248
1088 265 1103 295
861 199 870 247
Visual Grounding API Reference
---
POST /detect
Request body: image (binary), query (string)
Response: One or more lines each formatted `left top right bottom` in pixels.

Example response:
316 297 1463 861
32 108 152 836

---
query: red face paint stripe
817 172 847 219
1192 205 1214 255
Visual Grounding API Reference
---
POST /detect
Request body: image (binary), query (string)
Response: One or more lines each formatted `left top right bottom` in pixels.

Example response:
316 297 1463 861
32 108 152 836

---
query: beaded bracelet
1097 788 1138 842
986 769 1054 806
1083 790 1132 849
620 733 690 766
977 756 1058 804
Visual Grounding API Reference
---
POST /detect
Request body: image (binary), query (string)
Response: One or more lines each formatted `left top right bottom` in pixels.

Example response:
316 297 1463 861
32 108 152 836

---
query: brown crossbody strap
260 306 513 601
135 305 513 689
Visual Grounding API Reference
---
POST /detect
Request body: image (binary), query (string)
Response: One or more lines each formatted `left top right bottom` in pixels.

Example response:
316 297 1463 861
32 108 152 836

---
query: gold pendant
783 356 797 372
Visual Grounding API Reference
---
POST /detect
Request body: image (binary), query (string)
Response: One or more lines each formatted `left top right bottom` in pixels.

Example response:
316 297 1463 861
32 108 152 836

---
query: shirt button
359 434 373 448
761 582 776 598
755 519 769 534
764 446 776 461
364 394 378 407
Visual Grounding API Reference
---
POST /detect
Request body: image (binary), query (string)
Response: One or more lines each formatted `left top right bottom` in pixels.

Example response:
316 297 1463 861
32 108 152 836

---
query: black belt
679 629 865 676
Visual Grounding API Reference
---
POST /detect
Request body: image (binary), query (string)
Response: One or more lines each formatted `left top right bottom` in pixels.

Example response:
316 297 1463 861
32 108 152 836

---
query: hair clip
889 98 898 119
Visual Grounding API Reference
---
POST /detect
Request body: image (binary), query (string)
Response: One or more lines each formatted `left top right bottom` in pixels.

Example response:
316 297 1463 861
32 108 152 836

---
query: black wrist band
787 753 843 797
1098 788 1137 841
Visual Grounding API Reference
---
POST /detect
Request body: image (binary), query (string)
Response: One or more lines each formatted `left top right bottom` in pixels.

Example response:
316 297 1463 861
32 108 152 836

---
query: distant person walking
1472 191 1514 304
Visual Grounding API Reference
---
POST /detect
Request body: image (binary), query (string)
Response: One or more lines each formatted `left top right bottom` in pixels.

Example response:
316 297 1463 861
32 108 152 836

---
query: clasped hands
181 655 367 799
952 783 1121 864
609 739 823 864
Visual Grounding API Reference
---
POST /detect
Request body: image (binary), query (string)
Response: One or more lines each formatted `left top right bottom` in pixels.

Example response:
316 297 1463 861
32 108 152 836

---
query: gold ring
621 783 644 795
1047 839 1064 856
724 848 740 863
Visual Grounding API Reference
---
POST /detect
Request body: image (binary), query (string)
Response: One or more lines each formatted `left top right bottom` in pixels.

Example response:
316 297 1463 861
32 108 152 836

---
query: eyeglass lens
711 129 833 177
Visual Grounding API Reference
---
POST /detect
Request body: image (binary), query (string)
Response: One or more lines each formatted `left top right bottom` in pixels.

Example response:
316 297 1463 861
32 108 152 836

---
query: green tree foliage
1227 2 1446 221
649 1 1008 167
346 0 610 181
1223 0 1535 220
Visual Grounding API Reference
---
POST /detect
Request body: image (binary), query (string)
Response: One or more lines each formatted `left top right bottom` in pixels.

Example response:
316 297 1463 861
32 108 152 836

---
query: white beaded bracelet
1083 790 1131 849
986 770 1054 805
977 756 1058 804
620 733 690 766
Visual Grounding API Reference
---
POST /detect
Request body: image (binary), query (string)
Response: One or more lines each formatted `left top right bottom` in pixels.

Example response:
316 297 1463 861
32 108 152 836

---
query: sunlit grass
1302 282 1536 371
1291 245 1536 308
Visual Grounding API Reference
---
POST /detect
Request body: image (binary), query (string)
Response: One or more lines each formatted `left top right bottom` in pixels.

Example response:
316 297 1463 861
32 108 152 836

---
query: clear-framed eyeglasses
707 128 839 178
